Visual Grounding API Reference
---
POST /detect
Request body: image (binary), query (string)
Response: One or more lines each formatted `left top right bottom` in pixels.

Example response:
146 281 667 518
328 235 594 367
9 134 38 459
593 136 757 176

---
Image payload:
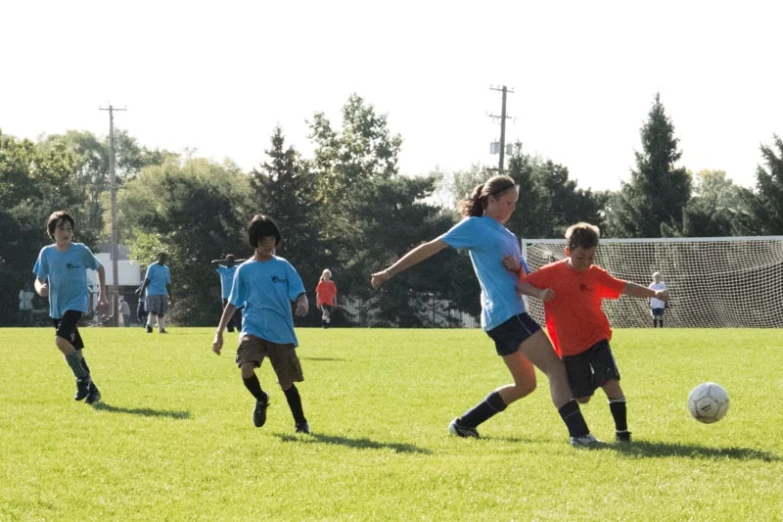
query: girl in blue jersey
371 175 598 446
212 215 311 433
33 211 107 405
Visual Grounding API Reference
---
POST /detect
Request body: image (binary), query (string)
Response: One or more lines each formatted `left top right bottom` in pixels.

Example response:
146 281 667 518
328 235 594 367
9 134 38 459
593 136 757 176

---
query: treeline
1 93 781 327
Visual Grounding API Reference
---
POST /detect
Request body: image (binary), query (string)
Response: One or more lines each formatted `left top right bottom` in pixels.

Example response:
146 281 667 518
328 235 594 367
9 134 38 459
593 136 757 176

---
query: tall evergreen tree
735 135 783 235
605 93 691 237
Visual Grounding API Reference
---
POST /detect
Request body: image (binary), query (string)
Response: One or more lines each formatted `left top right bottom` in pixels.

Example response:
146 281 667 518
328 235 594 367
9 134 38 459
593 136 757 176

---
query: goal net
521 236 783 328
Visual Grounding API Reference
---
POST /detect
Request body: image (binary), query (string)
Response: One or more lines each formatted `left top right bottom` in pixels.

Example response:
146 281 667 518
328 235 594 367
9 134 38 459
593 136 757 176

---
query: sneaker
253 392 269 428
569 433 603 447
159 329 167 334
615 430 632 443
74 377 91 401
448 418 480 438
146 326 153 333
86 382 102 405
295 422 311 434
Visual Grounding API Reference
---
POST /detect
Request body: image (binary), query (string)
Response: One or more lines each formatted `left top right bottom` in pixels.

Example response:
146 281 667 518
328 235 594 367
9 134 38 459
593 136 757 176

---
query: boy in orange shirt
509 222 668 442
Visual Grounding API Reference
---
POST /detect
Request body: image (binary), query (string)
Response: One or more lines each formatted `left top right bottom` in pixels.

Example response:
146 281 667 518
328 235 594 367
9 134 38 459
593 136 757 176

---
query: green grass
1 327 781 521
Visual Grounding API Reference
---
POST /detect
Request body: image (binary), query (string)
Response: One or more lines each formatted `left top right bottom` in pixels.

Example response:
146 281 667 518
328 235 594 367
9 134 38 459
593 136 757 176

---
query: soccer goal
521 236 783 328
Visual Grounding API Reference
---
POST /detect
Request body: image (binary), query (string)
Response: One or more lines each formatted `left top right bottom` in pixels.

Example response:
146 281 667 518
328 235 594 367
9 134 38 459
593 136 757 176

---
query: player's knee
576 396 591 404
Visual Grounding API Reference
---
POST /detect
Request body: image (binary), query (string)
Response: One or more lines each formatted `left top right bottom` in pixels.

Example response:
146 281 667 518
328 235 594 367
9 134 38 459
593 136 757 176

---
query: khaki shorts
235 334 304 387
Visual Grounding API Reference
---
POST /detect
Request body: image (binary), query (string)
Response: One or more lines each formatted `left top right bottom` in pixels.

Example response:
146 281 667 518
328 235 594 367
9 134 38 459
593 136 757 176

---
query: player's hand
212 331 223 355
38 283 49 297
538 288 555 302
656 290 669 302
371 270 392 289
295 300 308 317
501 255 521 273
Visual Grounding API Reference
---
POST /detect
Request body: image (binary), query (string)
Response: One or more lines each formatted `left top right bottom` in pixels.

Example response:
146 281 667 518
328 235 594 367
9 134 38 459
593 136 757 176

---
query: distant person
138 252 171 333
119 296 131 327
211 254 246 333
212 215 311 434
315 269 337 328
33 210 105 405
18 284 35 326
371 175 597 447
649 272 668 328
512 222 669 443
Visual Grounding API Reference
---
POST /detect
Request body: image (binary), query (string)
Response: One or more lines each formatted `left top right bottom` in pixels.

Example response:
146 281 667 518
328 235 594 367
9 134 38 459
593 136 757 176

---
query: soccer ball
688 382 730 424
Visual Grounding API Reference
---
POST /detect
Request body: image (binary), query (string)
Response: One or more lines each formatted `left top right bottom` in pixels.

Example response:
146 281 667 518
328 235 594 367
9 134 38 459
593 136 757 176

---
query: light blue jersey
144 262 170 296
229 257 306 346
216 264 238 299
439 216 530 331
33 243 101 319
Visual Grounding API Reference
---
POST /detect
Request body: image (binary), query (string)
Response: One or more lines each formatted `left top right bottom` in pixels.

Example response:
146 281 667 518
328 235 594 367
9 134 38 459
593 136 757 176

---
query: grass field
1 327 781 521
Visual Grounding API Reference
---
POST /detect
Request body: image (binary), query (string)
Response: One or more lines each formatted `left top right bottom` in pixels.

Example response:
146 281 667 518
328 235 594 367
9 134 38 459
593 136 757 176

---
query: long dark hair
457 175 517 217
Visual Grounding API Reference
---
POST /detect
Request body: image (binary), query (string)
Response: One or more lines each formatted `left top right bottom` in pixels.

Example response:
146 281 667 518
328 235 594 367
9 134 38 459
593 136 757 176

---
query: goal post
521 236 783 328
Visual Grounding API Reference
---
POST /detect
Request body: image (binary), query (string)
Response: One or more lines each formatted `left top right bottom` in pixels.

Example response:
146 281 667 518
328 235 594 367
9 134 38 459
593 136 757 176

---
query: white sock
158 317 166 331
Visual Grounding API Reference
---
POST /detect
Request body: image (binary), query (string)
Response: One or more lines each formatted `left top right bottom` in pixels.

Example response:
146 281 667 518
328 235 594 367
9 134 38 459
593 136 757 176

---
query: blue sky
2 0 781 190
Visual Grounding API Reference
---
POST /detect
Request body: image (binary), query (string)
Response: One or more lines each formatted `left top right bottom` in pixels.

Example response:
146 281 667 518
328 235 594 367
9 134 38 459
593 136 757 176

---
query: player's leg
54 311 91 400
562 352 595 405
236 336 268 427
269 343 309 433
591 341 630 442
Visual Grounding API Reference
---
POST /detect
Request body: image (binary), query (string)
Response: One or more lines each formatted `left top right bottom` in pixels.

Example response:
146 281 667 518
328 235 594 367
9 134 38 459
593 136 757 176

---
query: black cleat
146 326 153 333
615 431 632 443
448 418 480 438
253 392 269 428
85 382 101 405
74 377 91 401
295 422 311 434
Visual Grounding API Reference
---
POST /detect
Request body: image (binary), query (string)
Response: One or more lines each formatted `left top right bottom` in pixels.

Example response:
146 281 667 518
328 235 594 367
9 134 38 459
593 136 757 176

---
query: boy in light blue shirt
212 215 310 433
210 254 246 332
33 211 106 404
138 252 171 333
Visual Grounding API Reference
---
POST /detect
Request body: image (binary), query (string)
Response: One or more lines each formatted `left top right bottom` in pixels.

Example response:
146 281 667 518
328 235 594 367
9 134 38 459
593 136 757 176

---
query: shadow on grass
611 440 779 461
94 402 191 420
299 356 346 362
276 433 431 454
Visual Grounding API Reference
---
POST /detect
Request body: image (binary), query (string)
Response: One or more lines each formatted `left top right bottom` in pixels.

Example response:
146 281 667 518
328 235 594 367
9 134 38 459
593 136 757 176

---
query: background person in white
649 272 668 328
139 252 171 333
18 284 35 326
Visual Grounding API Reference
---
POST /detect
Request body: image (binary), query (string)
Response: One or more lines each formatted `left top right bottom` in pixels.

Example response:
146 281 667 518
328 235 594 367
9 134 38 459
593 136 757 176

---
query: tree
118 157 252 325
250 127 326 323
735 135 783 235
605 93 691 237
680 170 742 237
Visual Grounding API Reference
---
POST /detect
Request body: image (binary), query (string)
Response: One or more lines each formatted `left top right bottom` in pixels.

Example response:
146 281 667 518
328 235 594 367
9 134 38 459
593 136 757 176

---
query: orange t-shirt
316 280 337 306
521 260 626 357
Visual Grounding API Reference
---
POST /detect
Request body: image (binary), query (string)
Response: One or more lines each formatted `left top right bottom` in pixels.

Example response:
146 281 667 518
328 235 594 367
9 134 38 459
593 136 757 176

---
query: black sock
79 357 91 376
558 400 590 438
609 398 628 432
284 384 307 424
242 374 266 402
458 391 507 428
659 319 664 328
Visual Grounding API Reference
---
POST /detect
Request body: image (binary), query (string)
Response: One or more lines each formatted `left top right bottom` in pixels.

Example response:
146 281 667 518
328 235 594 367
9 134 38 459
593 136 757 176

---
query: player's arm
34 277 48 297
623 281 668 302
210 259 223 266
294 292 308 317
212 301 238 355
371 239 449 288
516 281 555 302
96 264 108 306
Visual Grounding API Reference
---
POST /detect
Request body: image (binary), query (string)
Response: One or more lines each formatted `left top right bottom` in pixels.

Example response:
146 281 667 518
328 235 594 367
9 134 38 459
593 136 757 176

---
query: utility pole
489 85 514 173
99 104 126 327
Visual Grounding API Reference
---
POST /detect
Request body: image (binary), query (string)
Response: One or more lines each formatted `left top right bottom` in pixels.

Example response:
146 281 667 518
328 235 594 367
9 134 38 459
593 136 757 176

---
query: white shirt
649 282 667 308
19 290 34 310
